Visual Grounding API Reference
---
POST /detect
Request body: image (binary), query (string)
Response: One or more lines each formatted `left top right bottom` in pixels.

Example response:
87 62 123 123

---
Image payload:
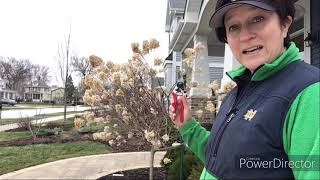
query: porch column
221 44 240 87
189 34 213 123
189 34 210 97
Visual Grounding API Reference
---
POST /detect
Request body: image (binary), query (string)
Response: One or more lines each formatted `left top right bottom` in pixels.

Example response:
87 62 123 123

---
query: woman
169 0 319 179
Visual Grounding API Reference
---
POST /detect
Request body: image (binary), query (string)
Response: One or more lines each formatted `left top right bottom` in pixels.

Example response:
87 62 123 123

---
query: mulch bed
0 133 92 146
98 167 167 180
1 124 169 179
106 137 169 179
0 123 90 146
111 136 152 153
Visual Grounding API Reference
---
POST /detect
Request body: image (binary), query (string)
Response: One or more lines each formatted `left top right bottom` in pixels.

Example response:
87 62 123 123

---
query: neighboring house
24 80 51 102
51 87 64 104
165 0 318 91
0 78 17 100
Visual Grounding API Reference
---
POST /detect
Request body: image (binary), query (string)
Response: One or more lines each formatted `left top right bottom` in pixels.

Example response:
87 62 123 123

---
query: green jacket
179 43 320 179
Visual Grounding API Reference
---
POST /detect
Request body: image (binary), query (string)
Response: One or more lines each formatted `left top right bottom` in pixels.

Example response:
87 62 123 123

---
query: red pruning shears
171 82 185 123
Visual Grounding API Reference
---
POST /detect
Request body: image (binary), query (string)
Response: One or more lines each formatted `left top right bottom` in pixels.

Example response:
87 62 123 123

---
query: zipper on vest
212 108 238 157
211 81 253 158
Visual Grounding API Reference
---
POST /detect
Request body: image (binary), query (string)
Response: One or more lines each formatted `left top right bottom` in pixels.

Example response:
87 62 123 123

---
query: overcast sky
0 0 169 86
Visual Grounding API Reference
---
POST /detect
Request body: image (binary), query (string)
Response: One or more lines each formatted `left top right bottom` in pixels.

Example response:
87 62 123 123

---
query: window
176 66 181 81
291 34 304 52
33 94 40 99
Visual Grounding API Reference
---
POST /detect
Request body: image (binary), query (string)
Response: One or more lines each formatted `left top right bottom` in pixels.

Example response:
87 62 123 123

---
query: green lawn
0 141 111 175
0 119 76 141
43 117 75 126
0 116 79 141
0 131 32 141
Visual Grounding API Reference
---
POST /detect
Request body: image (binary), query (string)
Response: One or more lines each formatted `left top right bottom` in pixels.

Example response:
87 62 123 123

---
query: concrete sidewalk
0 151 166 179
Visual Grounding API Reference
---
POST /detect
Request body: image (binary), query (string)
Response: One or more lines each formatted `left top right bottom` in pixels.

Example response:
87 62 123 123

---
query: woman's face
224 5 292 71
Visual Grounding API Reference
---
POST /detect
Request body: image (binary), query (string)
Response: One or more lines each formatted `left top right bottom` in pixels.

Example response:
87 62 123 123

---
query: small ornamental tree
79 39 177 150
76 39 236 179
77 39 236 149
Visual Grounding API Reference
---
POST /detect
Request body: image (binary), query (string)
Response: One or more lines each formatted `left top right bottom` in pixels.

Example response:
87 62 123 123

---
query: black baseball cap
209 0 280 28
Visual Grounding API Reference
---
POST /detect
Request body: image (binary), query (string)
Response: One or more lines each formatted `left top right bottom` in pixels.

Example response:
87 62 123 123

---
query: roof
165 0 186 32
169 0 186 10
165 53 173 61
51 87 64 92
25 80 50 88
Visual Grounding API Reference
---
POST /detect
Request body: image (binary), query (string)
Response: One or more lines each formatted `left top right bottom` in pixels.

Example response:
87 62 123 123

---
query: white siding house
0 78 17 100
164 0 186 90
24 80 51 102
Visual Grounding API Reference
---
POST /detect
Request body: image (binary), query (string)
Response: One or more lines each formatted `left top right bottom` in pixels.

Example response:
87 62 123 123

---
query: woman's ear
282 16 293 38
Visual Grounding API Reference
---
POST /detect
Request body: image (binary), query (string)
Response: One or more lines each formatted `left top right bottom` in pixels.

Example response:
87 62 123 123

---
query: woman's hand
169 94 192 128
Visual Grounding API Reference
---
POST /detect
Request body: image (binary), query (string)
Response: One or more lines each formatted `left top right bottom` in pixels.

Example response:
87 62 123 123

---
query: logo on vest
244 109 257 121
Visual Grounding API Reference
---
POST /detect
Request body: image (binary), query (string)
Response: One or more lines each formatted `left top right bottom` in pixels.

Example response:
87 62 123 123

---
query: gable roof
24 80 50 88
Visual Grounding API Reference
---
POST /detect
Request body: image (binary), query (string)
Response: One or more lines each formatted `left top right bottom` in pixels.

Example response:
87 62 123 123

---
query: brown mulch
98 167 167 180
111 136 152 153
1 122 90 147
0 133 92 147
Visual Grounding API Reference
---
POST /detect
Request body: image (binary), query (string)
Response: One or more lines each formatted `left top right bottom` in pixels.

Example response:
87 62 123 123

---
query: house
164 0 319 121
0 78 17 100
24 80 51 102
51 87 65 104
163 0 185 90
164 0 225 93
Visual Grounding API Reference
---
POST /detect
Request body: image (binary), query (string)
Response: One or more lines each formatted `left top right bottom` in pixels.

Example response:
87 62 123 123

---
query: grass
43 117 75 126
0 131 32 141
0 117 77 141
0 120 75 142
0 141 111 175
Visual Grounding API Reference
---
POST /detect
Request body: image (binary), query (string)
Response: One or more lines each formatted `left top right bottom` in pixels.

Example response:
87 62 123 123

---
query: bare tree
55 26 71 121
31 64 51 83
56 43 67 85
70 55 92 79
0 57 33 93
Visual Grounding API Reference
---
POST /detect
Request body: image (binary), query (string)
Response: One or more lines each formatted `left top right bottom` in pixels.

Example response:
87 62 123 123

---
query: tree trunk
149 147 156 180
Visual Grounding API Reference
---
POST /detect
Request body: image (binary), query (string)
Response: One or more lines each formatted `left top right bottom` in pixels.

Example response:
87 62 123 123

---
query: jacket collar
227 42 301 82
